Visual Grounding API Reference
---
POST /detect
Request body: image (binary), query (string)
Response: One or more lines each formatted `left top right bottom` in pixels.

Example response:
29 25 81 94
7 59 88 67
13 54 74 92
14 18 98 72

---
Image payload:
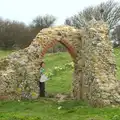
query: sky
0 0 118 25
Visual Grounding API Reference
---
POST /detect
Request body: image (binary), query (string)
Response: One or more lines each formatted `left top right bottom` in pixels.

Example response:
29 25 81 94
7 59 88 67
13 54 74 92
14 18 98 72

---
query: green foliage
111 115 120 120
45 62 74 78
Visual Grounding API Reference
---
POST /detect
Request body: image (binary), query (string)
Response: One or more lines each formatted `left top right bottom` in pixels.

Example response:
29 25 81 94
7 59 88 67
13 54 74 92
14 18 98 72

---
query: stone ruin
0 20 120 107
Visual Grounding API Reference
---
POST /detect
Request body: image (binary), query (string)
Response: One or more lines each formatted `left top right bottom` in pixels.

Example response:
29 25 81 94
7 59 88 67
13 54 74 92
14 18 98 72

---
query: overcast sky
0 0 118 25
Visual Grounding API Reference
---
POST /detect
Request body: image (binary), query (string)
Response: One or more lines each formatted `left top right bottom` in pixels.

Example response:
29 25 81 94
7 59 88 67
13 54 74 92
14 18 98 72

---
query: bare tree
0 15 56 50
30 14 56 38
65 0 120 29
31 15 56 29
111 24 120 47
0 19 33 49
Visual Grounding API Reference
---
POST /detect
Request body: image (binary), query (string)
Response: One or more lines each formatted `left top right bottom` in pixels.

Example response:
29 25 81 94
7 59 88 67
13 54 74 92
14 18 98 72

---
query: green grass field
0 50 14 58
0 48 120 120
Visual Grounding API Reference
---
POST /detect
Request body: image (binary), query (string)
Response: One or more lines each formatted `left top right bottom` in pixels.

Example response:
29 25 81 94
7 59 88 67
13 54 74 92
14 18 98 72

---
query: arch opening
40 39 77 97
40 39 77 60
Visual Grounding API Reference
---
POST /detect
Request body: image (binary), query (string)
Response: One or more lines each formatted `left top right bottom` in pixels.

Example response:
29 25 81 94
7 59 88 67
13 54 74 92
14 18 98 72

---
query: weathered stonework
0 20 120 107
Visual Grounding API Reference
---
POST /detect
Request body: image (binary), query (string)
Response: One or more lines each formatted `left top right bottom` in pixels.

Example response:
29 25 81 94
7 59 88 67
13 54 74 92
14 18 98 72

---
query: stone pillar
81 21 120 107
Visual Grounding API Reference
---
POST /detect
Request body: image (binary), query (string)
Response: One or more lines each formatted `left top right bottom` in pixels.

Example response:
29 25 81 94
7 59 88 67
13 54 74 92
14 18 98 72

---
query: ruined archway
42 40 75 96
0 21 120 107
30 26 80 98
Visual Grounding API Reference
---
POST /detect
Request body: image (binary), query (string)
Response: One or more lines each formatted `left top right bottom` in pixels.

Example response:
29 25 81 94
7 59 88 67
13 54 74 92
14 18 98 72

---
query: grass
44 52 73 94
1 99 120 120
0 50 14 58
0 48 120 120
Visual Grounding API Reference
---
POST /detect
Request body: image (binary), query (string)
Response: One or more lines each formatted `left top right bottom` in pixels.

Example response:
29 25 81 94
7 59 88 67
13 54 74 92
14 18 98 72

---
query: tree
11 21 33 49
29 14 56 39
0 15 56 50
65 0 120 29
110 24 120 47
0 19 33 49
0 19 15 49
32 15 56 28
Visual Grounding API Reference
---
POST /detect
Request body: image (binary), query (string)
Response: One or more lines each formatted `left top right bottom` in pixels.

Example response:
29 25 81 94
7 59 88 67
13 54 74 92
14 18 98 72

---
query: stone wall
82 21 120 107
0 20 120 107
0 26 80 100
73 20 120 107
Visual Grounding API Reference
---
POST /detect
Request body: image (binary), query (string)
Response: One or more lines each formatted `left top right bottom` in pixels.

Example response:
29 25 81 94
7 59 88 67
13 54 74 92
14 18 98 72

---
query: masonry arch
32 26 81 98
0 22 119 107
31 26 80 60
40 39 77 59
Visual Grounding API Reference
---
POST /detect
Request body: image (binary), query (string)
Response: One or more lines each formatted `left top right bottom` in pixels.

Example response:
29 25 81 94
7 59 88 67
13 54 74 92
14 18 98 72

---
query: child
39 61 48 97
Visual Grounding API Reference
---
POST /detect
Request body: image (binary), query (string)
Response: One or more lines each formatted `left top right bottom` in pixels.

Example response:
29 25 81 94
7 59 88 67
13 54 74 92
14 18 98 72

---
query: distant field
0 49 120 120
0 50 14 58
